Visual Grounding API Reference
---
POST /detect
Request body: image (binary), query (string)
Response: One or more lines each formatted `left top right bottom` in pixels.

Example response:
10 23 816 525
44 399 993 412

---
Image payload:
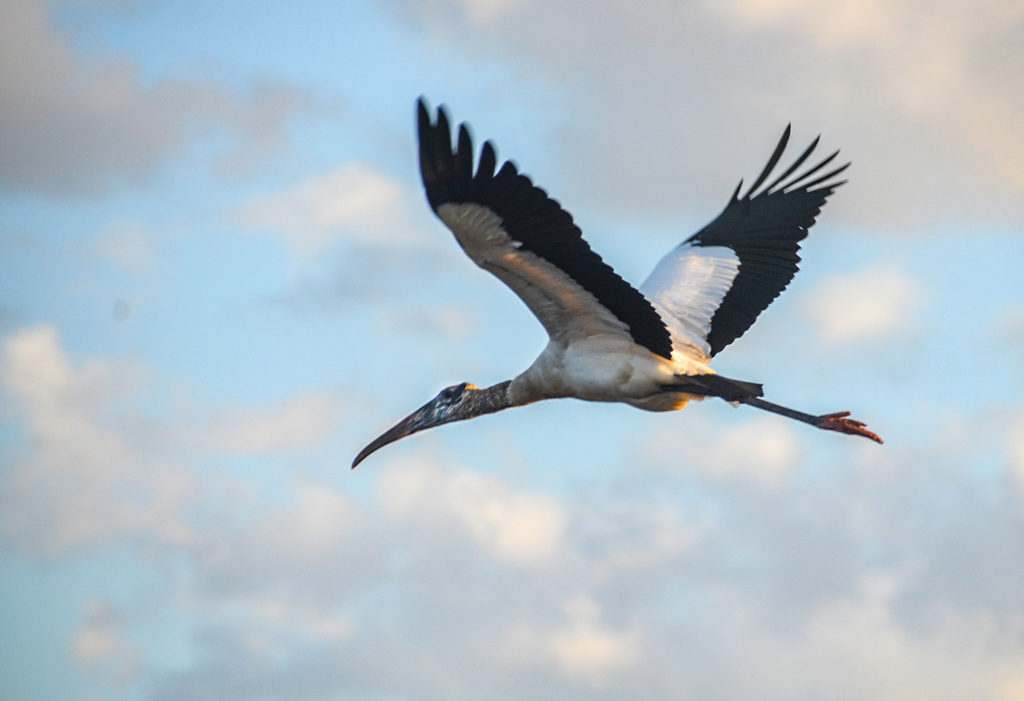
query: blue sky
2 0 1023 699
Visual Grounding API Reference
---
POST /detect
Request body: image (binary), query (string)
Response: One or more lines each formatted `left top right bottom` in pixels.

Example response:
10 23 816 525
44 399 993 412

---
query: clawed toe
816 411 883 444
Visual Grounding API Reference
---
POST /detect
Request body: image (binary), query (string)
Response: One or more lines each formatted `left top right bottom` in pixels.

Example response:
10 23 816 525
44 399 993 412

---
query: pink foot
815 411 883 444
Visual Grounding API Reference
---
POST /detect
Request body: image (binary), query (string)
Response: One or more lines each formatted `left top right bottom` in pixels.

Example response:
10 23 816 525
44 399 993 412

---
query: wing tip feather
742 125 792 199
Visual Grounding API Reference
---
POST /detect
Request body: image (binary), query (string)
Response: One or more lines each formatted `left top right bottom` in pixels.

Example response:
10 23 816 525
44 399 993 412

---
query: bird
352 98 882 469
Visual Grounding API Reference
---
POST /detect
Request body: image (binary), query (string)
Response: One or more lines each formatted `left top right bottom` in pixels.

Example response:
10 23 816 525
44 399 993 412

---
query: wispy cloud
801 263 924 345
198 391 347 455
235 163 420 254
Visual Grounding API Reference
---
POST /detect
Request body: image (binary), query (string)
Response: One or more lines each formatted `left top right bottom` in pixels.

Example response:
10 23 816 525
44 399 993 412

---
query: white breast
510 336 711 410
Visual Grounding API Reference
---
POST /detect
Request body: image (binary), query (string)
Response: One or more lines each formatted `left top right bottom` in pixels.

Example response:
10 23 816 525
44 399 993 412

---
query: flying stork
352 98 882 468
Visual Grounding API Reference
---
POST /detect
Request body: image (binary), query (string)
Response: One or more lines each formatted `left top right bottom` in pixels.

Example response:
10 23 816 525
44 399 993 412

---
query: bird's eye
440 383 467 402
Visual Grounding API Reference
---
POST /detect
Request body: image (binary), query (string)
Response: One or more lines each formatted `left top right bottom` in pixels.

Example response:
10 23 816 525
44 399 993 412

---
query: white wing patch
640 243 740 362
438 202 632 345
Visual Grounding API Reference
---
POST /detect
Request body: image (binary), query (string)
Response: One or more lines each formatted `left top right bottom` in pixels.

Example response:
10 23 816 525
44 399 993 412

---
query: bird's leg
738 396 883 444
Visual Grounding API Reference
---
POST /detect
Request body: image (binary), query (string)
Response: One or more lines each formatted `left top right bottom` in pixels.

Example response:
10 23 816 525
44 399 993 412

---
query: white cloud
702 416 802 487
71 600 141 683
445 470 568 563
235 163 417 254
247 481 359 561
667 571 1024 701
548 596 640 683
376 459 568 564
454 0 535 24
378 304 473 340
167 440 1024 700
580 500 703 579
999 673 1024 701
196 478 366 609
640 414 803 489
0 325 364 556
499 595 641 687
802 263 924 345
3 343 1019 701
1007 410 1024 502
2 285 1022 700
0 325 197 555
199 391 347 455
711 0 902 45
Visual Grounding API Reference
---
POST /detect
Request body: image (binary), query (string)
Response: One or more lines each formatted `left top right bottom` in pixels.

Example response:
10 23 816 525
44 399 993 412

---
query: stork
352 99 882 469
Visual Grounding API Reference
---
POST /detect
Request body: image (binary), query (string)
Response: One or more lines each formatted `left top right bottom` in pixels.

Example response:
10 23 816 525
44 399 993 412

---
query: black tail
661 373 764 402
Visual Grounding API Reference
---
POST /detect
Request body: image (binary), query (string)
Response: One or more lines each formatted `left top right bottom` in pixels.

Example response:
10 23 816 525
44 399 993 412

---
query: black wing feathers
742 124 791 198
417 98 673 359
762 136 819 192
688 125 848 356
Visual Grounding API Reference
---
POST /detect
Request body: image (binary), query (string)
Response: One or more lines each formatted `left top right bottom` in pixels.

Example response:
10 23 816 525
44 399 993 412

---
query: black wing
687 125 849 356
417 98 673 359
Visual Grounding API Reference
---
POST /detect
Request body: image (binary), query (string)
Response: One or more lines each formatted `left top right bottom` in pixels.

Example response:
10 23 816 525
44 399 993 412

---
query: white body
510 337 701 411
439 202 742 412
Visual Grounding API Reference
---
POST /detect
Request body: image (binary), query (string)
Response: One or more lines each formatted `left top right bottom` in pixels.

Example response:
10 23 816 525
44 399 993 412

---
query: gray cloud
392 0 1024 232
0 0 320 195
149 441 1024 701
4 323 1024 699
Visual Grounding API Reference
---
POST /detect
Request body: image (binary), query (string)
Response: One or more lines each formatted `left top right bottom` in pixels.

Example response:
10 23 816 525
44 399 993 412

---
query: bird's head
352 382 480 469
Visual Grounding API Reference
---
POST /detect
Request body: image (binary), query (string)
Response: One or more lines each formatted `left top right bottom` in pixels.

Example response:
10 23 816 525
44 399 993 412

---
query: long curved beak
351 407 428 469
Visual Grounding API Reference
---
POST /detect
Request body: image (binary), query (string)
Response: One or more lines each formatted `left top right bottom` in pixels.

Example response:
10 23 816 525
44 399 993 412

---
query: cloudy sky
2 0 1023 699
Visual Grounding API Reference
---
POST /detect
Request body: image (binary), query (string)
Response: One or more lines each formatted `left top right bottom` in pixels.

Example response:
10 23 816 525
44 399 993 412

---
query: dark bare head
352 380 512 469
